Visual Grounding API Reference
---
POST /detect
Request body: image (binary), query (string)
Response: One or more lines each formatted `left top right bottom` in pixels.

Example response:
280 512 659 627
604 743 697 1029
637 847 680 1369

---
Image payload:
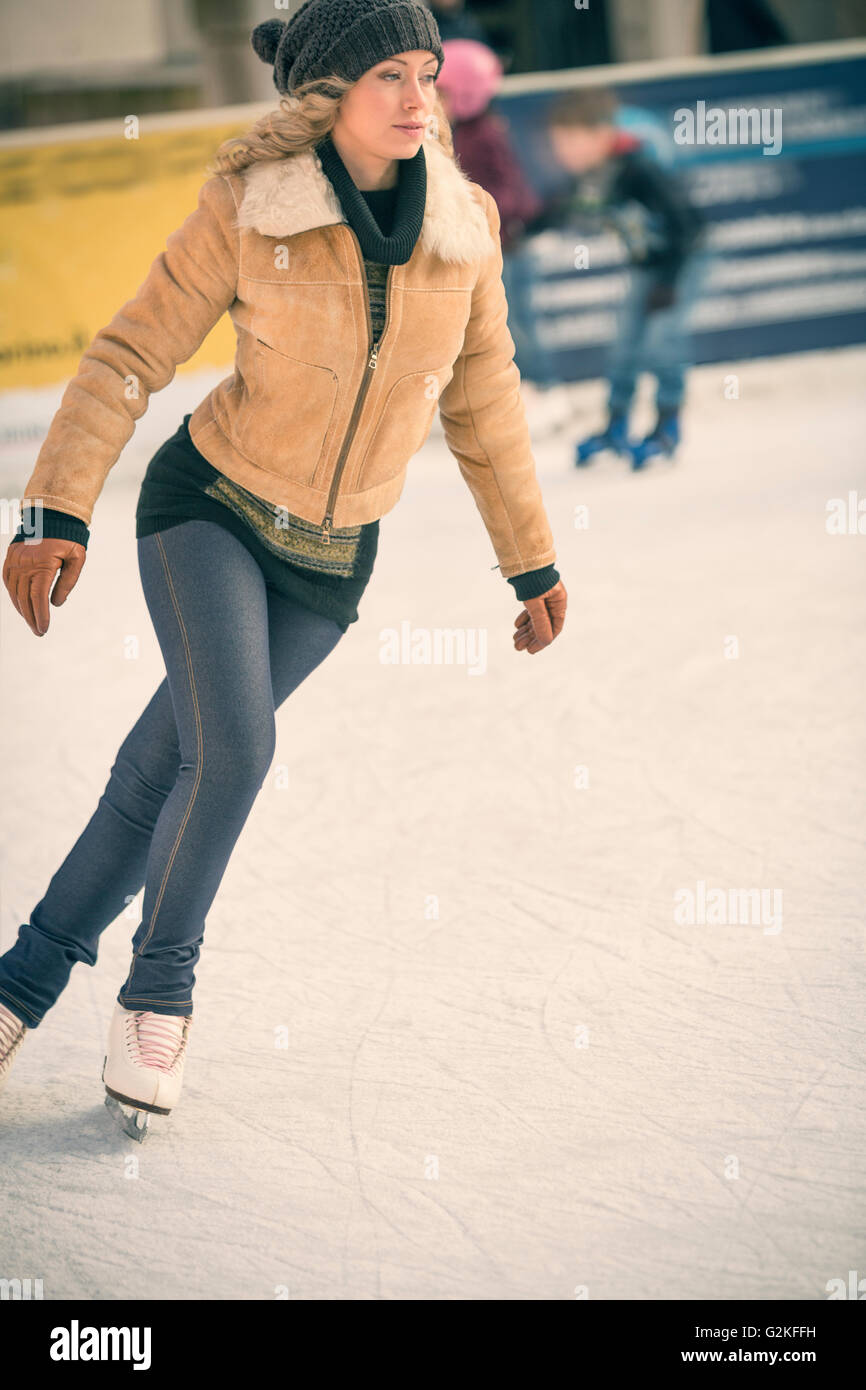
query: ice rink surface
1 348 864 1300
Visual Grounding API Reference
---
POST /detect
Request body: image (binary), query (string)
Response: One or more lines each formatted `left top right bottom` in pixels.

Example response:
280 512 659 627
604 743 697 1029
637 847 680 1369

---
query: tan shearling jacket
18 135 558 580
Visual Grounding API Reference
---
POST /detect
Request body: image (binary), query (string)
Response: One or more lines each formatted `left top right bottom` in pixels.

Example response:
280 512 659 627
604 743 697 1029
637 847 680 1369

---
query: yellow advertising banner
0 117 253 391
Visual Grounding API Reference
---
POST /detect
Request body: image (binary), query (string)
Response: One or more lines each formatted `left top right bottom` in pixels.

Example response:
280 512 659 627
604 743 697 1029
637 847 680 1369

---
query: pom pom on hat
250 19 286 65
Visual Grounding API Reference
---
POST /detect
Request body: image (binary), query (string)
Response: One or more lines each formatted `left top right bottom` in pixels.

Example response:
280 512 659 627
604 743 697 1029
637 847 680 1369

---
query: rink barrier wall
1 39 865 392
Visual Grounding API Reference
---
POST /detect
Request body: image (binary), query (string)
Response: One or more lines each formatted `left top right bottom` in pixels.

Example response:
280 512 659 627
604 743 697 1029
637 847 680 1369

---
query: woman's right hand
2 537 86 637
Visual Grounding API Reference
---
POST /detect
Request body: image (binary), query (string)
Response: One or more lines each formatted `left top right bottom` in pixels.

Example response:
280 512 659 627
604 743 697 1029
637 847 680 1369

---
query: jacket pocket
358 367 452 488
233 337 339 487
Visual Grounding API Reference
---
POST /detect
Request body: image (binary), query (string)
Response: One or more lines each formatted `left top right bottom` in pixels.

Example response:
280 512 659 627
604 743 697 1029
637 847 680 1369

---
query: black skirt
135 415 379 633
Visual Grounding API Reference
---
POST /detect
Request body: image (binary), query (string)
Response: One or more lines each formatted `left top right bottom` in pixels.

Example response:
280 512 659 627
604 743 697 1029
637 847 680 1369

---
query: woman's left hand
513 579 567 654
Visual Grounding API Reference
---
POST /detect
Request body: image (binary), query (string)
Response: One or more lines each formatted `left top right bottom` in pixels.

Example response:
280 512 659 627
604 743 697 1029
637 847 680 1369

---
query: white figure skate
103 1002 192 1142
0 1000 28 1097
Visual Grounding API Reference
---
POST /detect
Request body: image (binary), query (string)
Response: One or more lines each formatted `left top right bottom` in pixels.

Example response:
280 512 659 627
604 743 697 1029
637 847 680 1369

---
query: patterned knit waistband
204 475 364 577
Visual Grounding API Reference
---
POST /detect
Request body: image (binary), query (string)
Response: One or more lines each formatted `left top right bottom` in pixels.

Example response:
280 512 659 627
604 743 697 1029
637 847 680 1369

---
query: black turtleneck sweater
12 135 559 621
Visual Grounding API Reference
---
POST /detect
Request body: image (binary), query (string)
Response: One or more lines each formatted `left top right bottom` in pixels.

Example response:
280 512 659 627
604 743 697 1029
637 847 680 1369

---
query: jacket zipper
320 227 392 543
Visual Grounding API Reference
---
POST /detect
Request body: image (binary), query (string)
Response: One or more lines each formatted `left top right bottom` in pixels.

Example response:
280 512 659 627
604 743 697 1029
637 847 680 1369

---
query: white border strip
499 36 866 94
0 100 277 148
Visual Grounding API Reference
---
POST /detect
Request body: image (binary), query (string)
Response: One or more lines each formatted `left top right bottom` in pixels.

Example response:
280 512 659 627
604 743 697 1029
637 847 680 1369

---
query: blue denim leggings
0 520 345 1028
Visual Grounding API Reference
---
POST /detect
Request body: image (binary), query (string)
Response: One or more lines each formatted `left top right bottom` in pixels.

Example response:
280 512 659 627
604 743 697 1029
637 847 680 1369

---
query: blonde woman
0 0 566 1134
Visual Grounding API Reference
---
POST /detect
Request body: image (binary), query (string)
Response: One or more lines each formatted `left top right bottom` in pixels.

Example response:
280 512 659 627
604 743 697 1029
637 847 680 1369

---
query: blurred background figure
706 0 790 51
425 0 487 44
613 102 676 167
544 87 706 470
437 37 568 428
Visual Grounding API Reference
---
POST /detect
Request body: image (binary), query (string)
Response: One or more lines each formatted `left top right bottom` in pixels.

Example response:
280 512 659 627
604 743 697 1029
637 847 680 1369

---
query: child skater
545 87 705 469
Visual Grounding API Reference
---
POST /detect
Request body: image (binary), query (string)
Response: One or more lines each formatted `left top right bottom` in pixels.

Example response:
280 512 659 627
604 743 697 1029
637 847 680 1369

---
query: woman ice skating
0 0 566 1139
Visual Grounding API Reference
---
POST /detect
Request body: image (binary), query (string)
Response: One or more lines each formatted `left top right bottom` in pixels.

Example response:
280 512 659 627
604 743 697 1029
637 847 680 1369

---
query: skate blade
104 1092 151 1142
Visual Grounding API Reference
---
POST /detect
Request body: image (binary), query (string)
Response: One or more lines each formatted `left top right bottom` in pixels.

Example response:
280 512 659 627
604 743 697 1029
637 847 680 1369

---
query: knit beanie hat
251 0 444 96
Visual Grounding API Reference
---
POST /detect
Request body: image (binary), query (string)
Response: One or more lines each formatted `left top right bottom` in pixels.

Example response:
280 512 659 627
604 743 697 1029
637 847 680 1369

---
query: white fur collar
234 136 494 264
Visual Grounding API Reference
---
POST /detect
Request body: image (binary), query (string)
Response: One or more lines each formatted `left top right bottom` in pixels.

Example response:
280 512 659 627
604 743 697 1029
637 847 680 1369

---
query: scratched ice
1 348 863 1300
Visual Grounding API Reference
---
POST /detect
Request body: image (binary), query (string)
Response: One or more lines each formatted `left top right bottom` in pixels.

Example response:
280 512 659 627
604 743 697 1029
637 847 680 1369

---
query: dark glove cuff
507 564 560 601
11 506 90 549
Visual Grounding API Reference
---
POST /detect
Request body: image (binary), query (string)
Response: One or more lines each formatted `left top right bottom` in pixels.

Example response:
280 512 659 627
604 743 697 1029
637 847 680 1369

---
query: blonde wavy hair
208 73 454 175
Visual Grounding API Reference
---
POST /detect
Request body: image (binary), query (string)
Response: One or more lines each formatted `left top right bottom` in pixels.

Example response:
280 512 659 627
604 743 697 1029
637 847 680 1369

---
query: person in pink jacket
436 38 560 392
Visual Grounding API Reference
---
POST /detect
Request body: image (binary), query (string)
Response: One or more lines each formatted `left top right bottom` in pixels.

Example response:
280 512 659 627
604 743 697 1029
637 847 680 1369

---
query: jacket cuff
10 506 90 549
507 564 560 600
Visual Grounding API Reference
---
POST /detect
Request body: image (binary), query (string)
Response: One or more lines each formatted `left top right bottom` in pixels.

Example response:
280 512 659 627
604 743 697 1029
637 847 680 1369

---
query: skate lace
127 1011 187 1072
0 1004 24 1053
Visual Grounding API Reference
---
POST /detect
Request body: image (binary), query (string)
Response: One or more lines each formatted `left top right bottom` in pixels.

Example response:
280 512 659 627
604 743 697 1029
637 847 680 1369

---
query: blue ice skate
575 414 629 466
630 412 680 470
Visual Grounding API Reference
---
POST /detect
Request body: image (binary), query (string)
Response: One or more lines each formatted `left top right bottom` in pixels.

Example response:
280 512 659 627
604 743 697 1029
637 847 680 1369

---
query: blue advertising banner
491 43 866 378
